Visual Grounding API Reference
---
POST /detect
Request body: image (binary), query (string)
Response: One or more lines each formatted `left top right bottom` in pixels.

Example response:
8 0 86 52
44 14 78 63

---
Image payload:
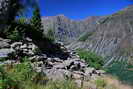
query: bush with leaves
77 49 104 69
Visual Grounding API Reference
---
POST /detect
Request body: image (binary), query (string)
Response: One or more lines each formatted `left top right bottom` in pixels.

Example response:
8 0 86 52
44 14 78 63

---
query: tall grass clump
0 60 36 89
24 80 81 89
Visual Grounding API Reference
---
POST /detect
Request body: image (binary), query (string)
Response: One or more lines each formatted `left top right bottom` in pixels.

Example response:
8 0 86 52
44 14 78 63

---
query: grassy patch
24 80 80 89
78 32 94 42
77 49 104 69
95 78 107 88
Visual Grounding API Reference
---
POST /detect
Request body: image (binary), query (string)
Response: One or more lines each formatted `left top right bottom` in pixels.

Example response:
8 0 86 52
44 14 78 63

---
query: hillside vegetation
77 49 104 69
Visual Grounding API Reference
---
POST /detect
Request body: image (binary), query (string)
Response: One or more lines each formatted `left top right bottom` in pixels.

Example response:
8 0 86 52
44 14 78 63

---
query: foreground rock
0 39 105 88
31 53 105 88
0 38 11 58
0 38 10 48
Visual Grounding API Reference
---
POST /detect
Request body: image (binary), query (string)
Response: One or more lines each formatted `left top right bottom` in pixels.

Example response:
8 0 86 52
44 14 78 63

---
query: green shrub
77 49 104 69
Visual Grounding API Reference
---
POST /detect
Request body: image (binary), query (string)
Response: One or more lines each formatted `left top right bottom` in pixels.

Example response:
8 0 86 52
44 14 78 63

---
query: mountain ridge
41 5 133 66
42 15 100 44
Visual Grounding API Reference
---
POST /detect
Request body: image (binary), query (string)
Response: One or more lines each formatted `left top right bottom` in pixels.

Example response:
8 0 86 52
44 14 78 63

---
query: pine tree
47 29 55 41
31 6 43 33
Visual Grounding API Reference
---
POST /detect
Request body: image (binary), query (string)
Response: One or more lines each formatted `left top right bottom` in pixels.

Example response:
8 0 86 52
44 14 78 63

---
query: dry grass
24 80 81 89
93 75 133 89
104 75 133 89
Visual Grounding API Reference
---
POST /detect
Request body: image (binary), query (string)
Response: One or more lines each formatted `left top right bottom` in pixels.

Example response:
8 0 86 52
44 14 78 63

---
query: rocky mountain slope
42 5 133 66
42 15 100 44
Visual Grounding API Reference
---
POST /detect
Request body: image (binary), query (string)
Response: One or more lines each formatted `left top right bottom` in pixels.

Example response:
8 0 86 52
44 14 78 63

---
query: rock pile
32 54 105 81
0 39 105 87
29 42 105 86
11 41 38 56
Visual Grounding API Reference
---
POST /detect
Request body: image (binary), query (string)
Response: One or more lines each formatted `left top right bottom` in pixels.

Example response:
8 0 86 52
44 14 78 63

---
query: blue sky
39 0 133 19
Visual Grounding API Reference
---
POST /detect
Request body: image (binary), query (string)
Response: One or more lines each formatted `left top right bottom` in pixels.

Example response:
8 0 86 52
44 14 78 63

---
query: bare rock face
42 15 100 44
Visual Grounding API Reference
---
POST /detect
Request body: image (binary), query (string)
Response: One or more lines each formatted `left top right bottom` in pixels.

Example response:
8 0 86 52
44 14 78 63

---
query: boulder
0 49 13 58
52 57 63 62
84 67 95 75
95 70 106 76
11 42 22 50
0 38 10 48
54 63 66 69
42 69 71 81
25 37 32 42
64 59 87 71
29 54 47 62
71 71 84 79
